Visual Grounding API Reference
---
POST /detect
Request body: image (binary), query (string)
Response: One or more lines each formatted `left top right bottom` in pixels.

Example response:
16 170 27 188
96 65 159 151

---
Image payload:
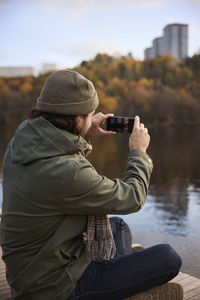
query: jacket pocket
59 237 83 261
64 247 90 284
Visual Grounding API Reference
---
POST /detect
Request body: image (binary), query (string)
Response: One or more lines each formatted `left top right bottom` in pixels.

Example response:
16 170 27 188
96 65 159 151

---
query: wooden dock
0 247 11 300
0 247 200 299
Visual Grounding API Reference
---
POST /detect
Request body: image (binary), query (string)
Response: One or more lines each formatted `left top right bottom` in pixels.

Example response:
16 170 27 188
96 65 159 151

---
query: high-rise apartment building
144 47 153 59
144 23 188 60
163 24 188 60
152 37 163 58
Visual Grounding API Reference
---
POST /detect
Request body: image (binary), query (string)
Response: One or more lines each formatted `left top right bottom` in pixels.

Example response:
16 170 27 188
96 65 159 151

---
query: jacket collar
10 117 91 164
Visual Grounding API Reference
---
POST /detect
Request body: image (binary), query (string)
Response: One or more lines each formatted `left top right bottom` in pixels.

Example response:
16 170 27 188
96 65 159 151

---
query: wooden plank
0 281 10 289
0 289 12 297
172 272 191 283
184 287 200 299
0 255 11 299
0 273 7 280
0 288 11 295
0 285 10 295
0 268 6 273
187 296 200 300
177 276 198 287
183 278 200 294
170 272 200 300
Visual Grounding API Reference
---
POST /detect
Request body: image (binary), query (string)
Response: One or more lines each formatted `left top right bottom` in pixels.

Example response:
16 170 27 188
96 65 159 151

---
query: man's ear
76 115 83 131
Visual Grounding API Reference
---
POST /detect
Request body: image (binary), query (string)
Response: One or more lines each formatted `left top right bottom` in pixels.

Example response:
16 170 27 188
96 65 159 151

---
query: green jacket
1 117 153 300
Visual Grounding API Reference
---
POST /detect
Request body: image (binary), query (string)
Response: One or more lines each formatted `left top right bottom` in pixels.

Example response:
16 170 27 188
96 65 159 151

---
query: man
1 70 183 299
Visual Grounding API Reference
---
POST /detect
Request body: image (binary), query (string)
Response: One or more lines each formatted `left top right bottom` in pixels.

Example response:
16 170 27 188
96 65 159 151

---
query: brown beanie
36 70 99 115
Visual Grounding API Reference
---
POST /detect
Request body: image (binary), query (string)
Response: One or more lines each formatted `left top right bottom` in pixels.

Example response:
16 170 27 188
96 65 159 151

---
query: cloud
0 0 6 5
0 0 12 8
2 0 200 14
182 0 200 5
27 0 166 16
70 40 125 57
49 40 125 61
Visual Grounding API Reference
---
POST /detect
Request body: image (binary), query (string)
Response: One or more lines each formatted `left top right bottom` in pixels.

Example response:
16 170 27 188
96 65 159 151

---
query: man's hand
85 112 116 140
129 116 150 153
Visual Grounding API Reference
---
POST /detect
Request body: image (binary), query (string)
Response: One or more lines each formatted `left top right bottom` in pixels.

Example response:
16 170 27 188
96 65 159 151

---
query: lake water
0 126 200 278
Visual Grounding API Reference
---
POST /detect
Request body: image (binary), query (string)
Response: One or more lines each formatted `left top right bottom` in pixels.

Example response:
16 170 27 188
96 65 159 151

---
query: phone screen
106 116 134 133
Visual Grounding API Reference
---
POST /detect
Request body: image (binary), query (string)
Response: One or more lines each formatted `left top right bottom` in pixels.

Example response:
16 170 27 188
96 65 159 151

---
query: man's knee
156 244 182 272
109 217 132 255
109 217 130 231
109 217 132 239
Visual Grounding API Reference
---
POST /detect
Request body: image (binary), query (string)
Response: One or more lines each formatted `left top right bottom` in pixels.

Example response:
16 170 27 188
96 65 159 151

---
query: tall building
144 23 188 60
163 24 188 60
152 37 163 58
144 47 153 59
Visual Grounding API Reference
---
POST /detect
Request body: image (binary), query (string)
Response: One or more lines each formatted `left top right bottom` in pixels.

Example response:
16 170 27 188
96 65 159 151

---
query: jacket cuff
129 149 153 170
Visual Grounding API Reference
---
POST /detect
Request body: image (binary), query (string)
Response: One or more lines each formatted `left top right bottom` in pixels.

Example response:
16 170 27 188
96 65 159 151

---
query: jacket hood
10 117 89 164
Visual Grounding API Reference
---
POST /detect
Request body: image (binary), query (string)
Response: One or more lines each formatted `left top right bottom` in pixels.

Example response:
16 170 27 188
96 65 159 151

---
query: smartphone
106 116 135 133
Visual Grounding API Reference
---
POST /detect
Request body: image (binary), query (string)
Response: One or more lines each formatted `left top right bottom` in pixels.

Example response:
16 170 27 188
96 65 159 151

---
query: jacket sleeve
59 149 153 215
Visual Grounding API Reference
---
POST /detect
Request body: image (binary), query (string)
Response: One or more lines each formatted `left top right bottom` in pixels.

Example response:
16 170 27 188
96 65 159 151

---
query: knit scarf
87 215 116 261
75 143 116 261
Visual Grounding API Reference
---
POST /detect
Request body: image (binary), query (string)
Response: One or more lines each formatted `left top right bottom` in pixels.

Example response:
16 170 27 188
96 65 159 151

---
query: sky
0 0 200 70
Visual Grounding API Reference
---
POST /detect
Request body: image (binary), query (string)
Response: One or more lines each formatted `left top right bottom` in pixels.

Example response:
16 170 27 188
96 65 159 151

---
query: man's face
78 111 95 137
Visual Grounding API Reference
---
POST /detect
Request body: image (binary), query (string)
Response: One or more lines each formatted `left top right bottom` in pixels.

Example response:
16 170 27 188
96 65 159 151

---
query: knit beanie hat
36 70 99 115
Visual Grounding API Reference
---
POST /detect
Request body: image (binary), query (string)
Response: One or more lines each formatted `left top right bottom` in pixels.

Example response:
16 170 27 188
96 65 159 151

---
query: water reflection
150 178 189 236
149 126 200 185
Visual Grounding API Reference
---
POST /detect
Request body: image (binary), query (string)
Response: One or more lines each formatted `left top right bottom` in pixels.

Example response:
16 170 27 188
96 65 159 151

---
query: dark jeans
68 217 182 300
